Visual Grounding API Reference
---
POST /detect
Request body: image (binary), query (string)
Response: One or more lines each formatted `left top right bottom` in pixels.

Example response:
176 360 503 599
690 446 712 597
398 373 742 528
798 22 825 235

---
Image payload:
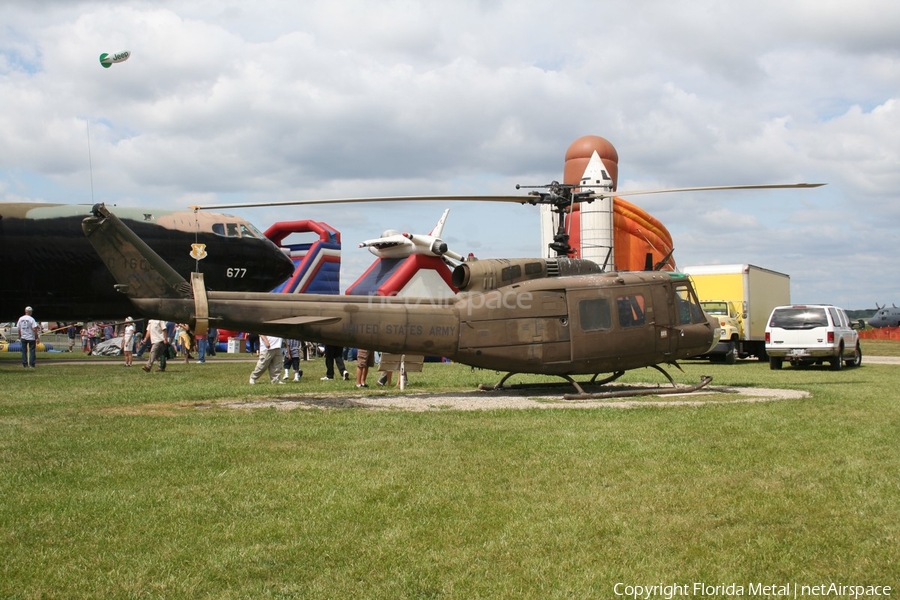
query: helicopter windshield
675 284 706 325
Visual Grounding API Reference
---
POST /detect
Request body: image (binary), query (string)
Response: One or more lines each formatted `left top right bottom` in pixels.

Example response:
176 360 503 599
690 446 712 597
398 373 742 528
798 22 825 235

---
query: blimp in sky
99 50 130 68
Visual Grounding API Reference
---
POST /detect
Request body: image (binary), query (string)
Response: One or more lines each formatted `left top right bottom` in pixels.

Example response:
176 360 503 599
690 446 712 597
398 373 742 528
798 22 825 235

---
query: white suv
765 304 862 370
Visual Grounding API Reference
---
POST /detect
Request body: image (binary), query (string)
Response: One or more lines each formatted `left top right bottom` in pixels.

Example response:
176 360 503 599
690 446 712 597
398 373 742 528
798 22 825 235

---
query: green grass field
1 341 898 599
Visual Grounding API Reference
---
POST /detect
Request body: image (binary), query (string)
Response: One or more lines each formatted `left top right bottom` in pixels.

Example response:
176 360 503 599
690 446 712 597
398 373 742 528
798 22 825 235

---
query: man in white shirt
17 306 40 368
249 333 284 384
142 319 169 372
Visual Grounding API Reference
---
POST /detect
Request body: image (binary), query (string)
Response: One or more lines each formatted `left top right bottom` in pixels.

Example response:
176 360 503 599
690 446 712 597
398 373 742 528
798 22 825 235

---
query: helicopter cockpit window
579 298 612 331
616 294 646 327
674 284 706 325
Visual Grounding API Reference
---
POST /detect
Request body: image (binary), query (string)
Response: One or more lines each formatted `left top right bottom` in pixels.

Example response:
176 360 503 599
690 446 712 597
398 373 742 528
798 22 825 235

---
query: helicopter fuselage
83 204 718 377
132 269 717 375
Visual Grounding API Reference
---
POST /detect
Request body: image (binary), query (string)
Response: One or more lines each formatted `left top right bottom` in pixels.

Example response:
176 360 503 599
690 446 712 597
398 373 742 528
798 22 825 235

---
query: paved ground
223 383 812 412
861 356 900 364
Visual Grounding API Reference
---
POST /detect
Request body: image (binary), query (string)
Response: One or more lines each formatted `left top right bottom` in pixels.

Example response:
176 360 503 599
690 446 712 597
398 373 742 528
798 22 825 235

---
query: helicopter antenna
654 248 675 271
632 228 677 271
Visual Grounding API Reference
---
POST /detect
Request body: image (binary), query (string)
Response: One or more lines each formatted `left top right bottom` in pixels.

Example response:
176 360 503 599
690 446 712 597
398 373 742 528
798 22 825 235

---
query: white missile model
358 209 465 261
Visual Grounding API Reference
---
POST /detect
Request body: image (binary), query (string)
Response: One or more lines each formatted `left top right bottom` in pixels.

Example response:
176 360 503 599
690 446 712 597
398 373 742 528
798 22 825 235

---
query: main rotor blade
191 195 533 210
593 182 826 199
190 183 825 211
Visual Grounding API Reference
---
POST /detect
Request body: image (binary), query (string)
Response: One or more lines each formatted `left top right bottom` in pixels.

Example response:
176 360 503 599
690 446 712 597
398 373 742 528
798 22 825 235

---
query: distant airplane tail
429 208 450 237
82 203 192 300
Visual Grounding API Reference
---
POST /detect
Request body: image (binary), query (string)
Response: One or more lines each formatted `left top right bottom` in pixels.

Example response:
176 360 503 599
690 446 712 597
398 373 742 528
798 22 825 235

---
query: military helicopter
81 166 823 395
83 193 722 396
0 202 295 321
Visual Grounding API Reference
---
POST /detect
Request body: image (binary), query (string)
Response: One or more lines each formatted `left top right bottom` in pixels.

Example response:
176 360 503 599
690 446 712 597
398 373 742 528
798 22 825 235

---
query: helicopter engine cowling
451 258 603 293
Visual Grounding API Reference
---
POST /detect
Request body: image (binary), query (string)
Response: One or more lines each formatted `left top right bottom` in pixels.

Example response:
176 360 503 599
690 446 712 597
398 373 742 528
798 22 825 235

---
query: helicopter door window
616 294 646 328
579 298 612 331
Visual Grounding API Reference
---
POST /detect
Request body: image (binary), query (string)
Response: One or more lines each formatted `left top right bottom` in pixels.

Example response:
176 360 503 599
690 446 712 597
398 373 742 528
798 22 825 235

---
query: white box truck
682 264 790 363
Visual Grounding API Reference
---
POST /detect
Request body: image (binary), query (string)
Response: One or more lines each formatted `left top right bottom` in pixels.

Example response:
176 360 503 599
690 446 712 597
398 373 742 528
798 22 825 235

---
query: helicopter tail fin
82 203 192 300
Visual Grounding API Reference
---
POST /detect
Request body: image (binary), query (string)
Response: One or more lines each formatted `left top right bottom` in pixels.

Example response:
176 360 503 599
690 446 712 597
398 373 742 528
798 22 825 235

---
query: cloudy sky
2 0 898 308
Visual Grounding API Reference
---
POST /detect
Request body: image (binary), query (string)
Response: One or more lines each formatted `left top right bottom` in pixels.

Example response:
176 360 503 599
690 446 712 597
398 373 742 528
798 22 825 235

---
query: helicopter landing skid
477 371 628 393
563 375 713 400
477 371 521 391
477 367 712 400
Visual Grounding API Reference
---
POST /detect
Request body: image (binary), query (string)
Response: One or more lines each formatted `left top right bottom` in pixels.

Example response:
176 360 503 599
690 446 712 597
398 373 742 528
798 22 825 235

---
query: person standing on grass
282 338 303 381
17 306 40 368
176 323 195 363
355 348 374 388
249 334 284 384
195 329 209 364
142 319 168 373
121 317 136 367
321 344 349 381
207 327 218 357
88 322 100 353
248 332 260 355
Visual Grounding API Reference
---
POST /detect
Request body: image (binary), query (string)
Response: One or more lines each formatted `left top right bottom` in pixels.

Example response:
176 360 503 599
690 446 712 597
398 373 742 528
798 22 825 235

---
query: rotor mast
516 181 583 258
518 152 615 265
